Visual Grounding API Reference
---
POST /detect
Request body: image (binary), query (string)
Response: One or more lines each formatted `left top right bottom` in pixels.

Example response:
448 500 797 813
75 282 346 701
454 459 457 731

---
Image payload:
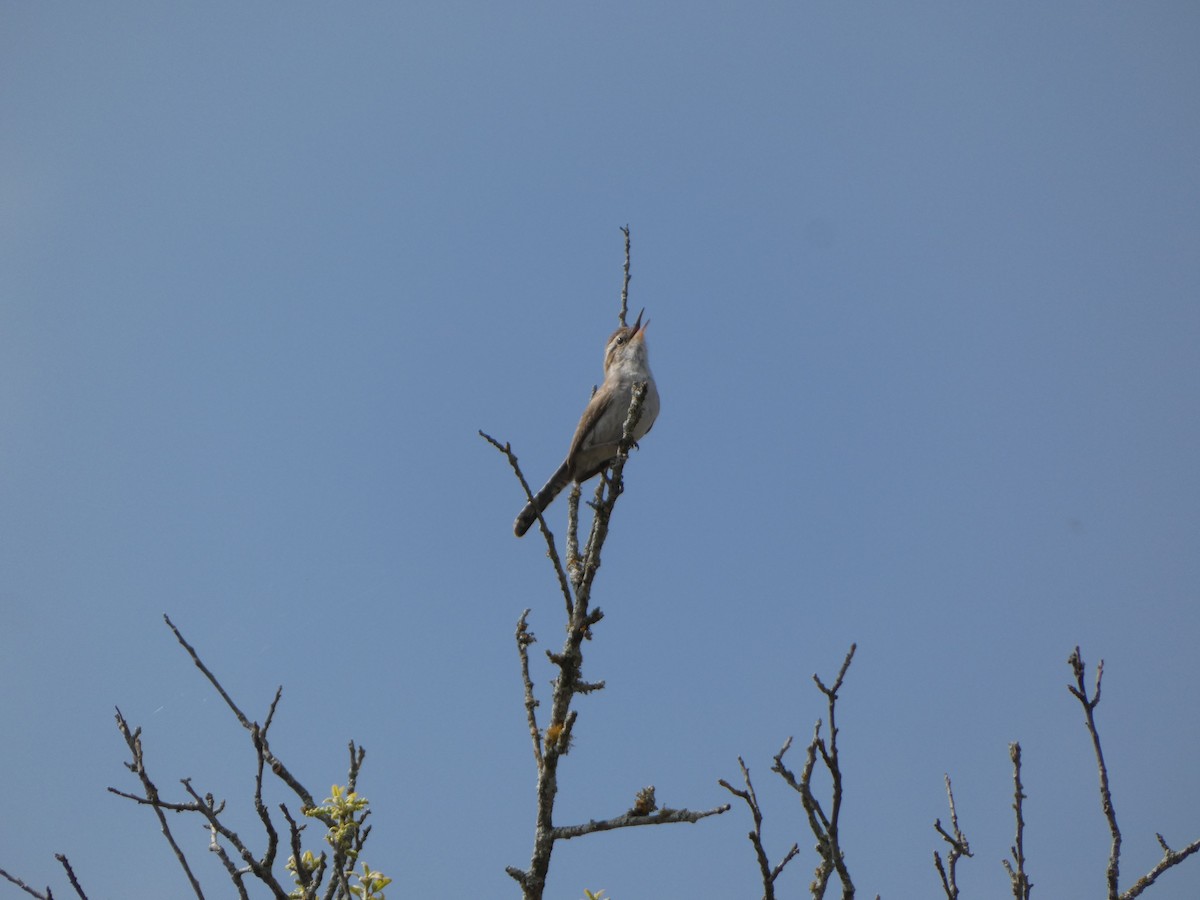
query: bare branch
720 757 800 900
773 644 858 900
108 708 205 897
479 430 573 615
1001 744 1032 900
106 622 384 899
164 614 254 729
345 741 367 794
1066 646 1200 898
619 225 631 326
1068 647 1120 899
176 778 288 897
551 802 731 841
250 724 279 876
565 483 583 586
0 867 53 900
933 774 972 899
1121 833 1200 899
514 610 543 770
164 615 324 823
206 818 251 900
49 858 86 900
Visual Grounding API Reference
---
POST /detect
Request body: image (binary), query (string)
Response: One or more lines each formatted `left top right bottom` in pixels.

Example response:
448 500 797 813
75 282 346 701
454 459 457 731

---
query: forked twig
1068 647 1200 899
933 774 972 899
720 757 799 900
773 644 858 900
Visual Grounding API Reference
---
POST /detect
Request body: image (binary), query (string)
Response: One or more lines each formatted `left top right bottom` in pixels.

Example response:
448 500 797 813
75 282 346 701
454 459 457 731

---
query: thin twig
773 644 858 900
252 722 280 875
933 773 972 899
109 708 205 897
1068 647 1120 899
0 867 53 900
515 610 543 769
551 802 730 840
1121 833 1200 899
720 757 800 900
479 430 573 616
1001 744 1032 899
164 616 324 822
177 778 283 896
1066 647 1200 899
619 225 631 326
50 858 86 900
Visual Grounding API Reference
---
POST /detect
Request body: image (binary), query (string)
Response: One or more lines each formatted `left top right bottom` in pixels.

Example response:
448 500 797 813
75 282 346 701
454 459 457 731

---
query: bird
514 310 660 537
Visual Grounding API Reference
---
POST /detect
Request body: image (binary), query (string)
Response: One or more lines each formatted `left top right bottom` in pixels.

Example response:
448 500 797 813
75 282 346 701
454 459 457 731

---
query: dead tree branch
478 431 574 616
933 774 972 899
1068 647 1200 899
772 643 858 900
1121 833 1200 899
502 381 731 899
101 617 381 899
720 757 800 900
619 224 632 325
1001 743 1032 899
1 852 90 900
1069 646 1120 898
110 708 205 897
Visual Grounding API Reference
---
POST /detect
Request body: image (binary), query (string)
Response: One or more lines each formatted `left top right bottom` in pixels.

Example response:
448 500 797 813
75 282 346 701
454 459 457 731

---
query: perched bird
514 310 660 537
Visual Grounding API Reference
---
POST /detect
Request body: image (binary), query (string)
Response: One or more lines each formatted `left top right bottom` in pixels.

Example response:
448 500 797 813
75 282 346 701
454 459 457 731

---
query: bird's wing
565 388 612 476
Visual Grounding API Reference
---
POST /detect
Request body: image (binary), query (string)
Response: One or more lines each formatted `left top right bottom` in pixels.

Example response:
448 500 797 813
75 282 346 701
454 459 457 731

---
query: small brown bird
514 310 660 537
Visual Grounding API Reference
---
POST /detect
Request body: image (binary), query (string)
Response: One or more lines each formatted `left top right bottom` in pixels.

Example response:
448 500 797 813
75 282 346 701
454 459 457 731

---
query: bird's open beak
631 308 648 336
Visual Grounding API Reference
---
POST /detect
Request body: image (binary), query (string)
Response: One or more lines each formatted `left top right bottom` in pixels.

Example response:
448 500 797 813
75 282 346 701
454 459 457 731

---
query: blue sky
2 3 1198 898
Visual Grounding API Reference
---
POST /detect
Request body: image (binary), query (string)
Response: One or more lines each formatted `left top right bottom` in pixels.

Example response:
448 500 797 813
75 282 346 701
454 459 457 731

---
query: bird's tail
514 460 572 537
